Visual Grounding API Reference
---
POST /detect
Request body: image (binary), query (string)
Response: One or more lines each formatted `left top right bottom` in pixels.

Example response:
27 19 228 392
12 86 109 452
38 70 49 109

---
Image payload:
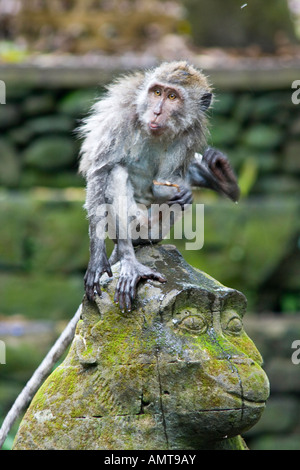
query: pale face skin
145 84 184 137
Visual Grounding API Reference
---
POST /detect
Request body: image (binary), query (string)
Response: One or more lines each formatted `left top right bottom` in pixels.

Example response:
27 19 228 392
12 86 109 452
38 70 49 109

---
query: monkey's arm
84 166 113 301
187 147 240 202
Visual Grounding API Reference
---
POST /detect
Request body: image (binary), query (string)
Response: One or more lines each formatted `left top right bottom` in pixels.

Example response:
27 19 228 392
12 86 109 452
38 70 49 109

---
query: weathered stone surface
13 245 269 450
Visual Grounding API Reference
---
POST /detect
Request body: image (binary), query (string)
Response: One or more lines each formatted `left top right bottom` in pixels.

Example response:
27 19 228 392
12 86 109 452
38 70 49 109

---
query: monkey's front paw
84 262 113 302
167 186 193 209
114 262 166 312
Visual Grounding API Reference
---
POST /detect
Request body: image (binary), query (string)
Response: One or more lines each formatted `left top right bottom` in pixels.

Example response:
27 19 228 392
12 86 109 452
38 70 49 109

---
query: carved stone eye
223 316 243 336
177 315 207 335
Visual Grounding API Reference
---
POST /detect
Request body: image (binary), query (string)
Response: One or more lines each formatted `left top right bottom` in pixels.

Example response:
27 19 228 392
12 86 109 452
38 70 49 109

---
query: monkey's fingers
115 266 166 313
114 276 127 308
167 187 193 208
85 283 96 302
84 265 113 302
142 271 167 284
114 277 133 312
105 265 113 278
129 275 143 303
85 281 100 302
84 271 97 301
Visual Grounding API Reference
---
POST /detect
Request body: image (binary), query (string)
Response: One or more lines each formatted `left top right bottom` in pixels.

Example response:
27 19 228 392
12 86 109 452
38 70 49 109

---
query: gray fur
78 61 212 181
78 61 215 310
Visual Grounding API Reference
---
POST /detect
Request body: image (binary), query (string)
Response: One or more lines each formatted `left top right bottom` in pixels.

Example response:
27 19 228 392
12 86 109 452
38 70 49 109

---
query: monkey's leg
187 147 240 202
109 166 166 312
84 167 113 301
108 244 119 265
145 185 193 244
84 228 112 301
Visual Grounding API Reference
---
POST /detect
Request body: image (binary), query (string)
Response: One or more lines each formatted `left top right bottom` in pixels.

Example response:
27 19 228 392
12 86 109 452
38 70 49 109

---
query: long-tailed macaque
79 61 239 311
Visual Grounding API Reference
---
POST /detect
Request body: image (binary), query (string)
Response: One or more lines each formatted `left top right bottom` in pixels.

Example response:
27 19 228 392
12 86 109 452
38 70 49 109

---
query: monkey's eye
168 93 177 100
154 89 161 96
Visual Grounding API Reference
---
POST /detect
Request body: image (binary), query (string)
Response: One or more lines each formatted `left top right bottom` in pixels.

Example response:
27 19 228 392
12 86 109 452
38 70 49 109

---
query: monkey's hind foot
114 261 166 313
84 257 113 302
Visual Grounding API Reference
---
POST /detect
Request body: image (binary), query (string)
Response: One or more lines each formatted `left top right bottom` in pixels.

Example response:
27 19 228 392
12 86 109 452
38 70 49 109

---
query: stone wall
0 62 300 450
1 74 299 195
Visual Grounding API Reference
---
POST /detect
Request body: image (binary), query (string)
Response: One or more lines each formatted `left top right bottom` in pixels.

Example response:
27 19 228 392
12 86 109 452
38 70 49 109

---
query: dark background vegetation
0 0 300 450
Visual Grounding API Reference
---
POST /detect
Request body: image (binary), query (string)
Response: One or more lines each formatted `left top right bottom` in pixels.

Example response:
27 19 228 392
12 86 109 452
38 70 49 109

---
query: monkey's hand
189 147 240 202
167 185 193 209
84 253 113 302
114 260 166 312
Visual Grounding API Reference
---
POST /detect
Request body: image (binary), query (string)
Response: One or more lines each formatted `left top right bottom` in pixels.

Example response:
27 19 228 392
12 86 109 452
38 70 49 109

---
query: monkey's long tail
0 303 82 449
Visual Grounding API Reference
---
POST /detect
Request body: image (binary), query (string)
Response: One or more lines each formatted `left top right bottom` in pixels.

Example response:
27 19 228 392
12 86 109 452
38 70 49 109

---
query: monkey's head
136 61 213 140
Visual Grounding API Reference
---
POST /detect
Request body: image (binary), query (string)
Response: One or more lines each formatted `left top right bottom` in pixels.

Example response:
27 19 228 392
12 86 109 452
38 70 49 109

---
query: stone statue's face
12 246 269 450
152 300 269 442
74 286 269 446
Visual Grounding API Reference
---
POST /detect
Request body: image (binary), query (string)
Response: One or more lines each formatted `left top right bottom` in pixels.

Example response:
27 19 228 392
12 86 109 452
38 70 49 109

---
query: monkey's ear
201 92 212 110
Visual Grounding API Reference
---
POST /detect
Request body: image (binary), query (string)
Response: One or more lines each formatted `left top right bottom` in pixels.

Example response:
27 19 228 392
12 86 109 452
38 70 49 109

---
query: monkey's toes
167 186 193 208
114 269 166 312
143 271 167 284
84 271 102 302
114 278 134 312
85 282 101 302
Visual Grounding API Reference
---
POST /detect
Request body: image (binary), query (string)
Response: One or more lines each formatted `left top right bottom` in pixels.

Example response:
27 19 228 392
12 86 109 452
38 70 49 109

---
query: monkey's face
143 84 184 138
138 80 212 140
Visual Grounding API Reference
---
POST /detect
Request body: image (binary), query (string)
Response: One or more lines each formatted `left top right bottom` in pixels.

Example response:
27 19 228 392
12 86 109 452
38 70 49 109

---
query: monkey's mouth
149 122 163 133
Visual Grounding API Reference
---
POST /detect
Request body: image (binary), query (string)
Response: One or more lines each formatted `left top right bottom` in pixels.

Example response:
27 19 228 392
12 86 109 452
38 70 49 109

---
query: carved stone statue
13 245 269 450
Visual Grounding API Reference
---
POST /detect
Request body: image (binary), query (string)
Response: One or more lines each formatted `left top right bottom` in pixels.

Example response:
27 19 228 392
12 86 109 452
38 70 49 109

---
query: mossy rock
25 115 74 136
13 245 269 450
0 192 36 267
22 94 55 116
0 138 20 187
23 136 76 171
0 104 20 129
30 203 88 273
58 89 98 117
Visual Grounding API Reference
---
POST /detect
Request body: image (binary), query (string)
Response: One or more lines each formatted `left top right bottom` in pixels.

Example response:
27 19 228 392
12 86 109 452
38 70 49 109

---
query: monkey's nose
154 102 163 116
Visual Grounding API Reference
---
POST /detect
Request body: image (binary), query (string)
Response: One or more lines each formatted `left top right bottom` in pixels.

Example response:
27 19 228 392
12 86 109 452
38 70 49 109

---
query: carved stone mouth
196 402 266 412
226 391 268 408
